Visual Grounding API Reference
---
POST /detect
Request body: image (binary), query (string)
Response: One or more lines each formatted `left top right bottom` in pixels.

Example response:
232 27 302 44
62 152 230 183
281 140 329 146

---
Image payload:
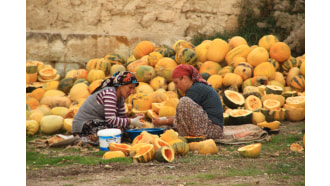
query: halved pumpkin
282 91 298 99
154 146 175 163
222 90 245 109
153 138 170 151
39 68 57 80
260 108 288 122
263 99 281 110
229 109 253 125
244 95 262 111
238 143 262 158
265 85 283 95
133 144 155 163
160 129 179 143
285 95 305 108
109 143 132 156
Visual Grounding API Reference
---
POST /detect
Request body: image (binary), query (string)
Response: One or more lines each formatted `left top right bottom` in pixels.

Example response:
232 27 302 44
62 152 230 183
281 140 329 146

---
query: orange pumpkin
223 73 243 87
269 42 291 63
133 40 155 59
126 57 149 73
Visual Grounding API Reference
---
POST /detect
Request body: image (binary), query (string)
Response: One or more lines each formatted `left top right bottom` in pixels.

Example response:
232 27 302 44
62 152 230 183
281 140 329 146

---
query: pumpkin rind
109 143 132 156
265 85 283 95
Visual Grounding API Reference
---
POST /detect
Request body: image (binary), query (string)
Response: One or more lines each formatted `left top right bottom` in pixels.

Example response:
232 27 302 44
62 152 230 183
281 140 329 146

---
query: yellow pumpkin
194 42 210 62
158 105 176 117
63 118 73 133
247 47 269 67
223 73 243 87
148 51 163 67
149 76 168 90
102 151 126 159
69 83 90 101
258 35 279 51
228 36 248 49
40 115 64 134
154 57 177 82
207 74 223 90
26 120 40 136
50 107 69 118
198 139 218 154
253 62 276 80
87 69 105 83
207 38 229 62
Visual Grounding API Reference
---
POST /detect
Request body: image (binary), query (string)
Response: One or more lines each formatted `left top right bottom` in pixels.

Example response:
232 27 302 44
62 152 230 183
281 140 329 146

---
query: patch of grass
79 178 93 182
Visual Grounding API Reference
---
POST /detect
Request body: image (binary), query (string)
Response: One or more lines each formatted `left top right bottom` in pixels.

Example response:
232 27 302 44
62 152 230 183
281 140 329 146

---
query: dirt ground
26 121 305 186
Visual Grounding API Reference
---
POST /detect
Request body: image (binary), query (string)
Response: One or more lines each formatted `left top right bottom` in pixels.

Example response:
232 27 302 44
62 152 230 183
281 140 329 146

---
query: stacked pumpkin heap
26 34 305 158
102 129 219 163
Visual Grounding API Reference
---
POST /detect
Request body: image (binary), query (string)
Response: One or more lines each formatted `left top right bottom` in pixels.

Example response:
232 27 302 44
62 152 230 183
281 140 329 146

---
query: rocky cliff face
26 0 242 65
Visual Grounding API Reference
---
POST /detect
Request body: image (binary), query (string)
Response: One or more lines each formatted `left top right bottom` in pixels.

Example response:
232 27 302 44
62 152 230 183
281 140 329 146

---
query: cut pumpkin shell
238 143 262 158
154 146 175 163
257 121 280 130
133 144 155 163
263 99 281 110
285 96 305 108
283 104 305 121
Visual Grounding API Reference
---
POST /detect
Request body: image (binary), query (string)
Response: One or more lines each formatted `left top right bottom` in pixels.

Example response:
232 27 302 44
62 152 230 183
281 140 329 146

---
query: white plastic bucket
97 128 122 151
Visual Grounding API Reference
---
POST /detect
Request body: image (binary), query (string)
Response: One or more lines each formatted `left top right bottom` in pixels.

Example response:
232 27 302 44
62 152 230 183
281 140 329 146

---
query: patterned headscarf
172 64 211 86
92 71 139 94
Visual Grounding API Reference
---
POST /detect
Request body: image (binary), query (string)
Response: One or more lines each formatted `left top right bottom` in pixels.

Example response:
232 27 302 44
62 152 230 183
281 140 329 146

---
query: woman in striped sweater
72 71 145 145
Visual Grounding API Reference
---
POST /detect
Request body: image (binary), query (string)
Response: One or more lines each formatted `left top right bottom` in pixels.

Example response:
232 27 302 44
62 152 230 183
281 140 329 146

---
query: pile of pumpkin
26 34 305 136
103 129 218 163
26 35 305 159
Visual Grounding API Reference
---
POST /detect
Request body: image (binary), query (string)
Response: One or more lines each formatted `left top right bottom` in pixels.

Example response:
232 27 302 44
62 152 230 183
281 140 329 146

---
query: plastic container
97 128 122 151
125 128 165 141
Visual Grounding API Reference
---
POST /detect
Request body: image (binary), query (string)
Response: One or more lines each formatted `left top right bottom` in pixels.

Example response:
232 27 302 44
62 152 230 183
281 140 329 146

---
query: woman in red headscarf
152 64 224 139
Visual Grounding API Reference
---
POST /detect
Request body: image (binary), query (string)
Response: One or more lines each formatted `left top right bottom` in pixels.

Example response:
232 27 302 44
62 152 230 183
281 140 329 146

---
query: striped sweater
72 87 129 133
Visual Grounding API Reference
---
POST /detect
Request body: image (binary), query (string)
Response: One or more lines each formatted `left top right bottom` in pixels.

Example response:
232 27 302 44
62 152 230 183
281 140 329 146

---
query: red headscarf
172 64 211 86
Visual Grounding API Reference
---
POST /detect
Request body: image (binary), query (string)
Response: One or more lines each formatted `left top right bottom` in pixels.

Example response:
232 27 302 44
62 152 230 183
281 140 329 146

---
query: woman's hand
152 117 168 126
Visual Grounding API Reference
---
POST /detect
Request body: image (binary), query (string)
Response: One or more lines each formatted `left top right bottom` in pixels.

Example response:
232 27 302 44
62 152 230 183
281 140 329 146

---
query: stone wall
26 0 242 68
